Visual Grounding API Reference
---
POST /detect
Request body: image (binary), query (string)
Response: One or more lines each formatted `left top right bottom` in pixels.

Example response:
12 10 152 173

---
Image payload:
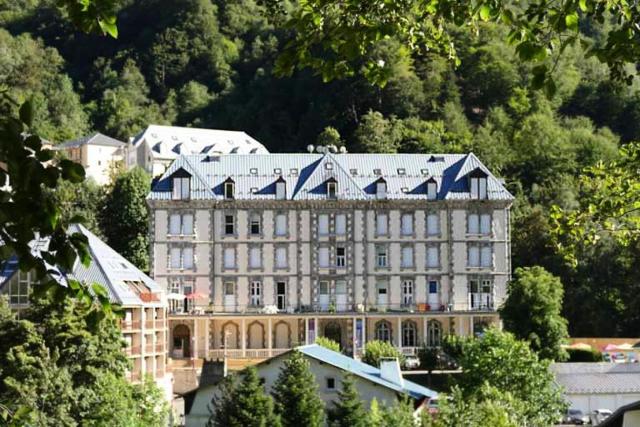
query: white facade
147 152 513 360
56 133 125 185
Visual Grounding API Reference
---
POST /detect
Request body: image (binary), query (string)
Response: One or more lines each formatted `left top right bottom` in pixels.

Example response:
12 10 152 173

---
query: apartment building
147 152 513 360
0 224 173 401
126 125 269 177
56 133 126 185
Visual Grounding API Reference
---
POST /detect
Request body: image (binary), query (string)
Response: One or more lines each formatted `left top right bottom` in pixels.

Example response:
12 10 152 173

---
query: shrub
315 337 340 352
566 348 602 362
362 340 405 367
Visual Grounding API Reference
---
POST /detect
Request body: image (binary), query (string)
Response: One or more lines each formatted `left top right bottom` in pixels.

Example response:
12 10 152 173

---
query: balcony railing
121 320 141 330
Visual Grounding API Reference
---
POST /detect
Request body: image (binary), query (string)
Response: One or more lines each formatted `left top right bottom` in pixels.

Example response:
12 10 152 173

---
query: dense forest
1 0 639 337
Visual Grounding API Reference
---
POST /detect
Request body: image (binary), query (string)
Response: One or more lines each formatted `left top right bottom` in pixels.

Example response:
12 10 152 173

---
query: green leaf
479 5 491 21
98 19 118 38
60 159 86 183
579 0 588 12
19 100 33 127
565 12 579 31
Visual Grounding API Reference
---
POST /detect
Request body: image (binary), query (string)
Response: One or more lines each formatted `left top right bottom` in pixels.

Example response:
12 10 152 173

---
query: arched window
427 320 442 347
375 320 392 342
402 320 417 347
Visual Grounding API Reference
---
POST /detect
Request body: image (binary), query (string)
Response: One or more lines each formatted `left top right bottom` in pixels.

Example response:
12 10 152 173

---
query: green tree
50 178 106 238
327 374 367 427
353 111 400 153
362 340 404 368
454 328 566 426
100 167 151 271
315 336 340 352
499 266 569 361
272 350 324 427
316 126 342 148
209 366 280 427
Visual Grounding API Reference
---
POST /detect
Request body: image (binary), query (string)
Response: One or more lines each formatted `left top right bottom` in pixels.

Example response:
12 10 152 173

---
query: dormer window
275 177 286 200
224 178 235 200
171 169 191 200
426 178 438 200
326 178 337 199
469 169 488 199
375 178 387 200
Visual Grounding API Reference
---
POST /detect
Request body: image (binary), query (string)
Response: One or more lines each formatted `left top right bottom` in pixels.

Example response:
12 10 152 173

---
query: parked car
612 352 627 363
629 353 638 363
563 408 589 425
590 408 612 425
404 355 420 370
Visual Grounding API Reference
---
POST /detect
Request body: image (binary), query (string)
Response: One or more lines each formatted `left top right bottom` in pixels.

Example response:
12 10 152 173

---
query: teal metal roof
148 152 513 201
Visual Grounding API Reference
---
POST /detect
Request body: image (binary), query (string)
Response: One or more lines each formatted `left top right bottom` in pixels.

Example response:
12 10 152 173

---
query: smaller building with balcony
0 224 172 401
147 152 513 361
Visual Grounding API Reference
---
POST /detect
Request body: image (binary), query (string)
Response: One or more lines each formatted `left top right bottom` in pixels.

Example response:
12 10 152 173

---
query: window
223 247 236 269
470 278 493 309
336 246 346 267
325 162 333 170
275 247 287 268
250 213 261 235
275 213 287 236
401 246 414 268
426 245 439 268
224 282 234 296
376 213 388 236
426 179 438 200
276 281 287 310
224 180 235 199
327 180 337 199
375 321 391 342
376 245 388 268
169 247 193 269
224 215 235 235
290 168 299 176
170 213 194 235
276 179 286 200
468 212 491 235
470 176 487 199
172 177 190 200
426 213 440 236
402 280 414 306
318 214 329 235
468 244 492 267
376 179 387 199
429 280 438 294
319 247 330 267
250 281 262 306
427 320 442 347
397 168 406 175
335 214 346 235
326 377 336 390
401 213 414 236
249 247 262 269
9 272 31 305
402 321 417 347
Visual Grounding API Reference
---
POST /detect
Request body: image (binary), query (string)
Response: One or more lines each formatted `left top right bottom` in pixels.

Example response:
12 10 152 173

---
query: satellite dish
307 144 315 153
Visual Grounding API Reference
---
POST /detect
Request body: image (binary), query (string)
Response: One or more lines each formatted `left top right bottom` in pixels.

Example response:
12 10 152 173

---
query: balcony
121 320 141 330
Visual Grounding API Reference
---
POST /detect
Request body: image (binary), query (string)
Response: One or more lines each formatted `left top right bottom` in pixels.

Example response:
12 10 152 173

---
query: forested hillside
2 0 639 337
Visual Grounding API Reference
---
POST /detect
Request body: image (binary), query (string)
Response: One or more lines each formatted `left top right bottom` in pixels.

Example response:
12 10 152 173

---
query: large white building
0 224 173 401
126 125 269 177
146 152 513 360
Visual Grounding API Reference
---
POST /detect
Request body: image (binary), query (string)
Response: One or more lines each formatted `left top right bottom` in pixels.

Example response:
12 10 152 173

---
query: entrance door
173 324 190 358
182 283 193 313
376 282 388 308
276 281 286 311
324 321 342 348
319 281 330 310
224 282 235 312
335 280 347 311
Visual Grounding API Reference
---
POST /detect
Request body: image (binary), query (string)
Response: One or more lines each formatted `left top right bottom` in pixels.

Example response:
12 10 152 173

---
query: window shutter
401 214 413 235
183 214 194 235
376 214 388 235
427 213 439 235
318 214 329 235
275 214 287 236
169 214 181 235
170 247 181 268
250 248 261 268
224 248 235 268
276 247 287 268
319 247 330 267
468 213 480 234
427 246 439 267
402 246 413 267
480 213 491 234
335 214 346 235
182 247 193 269
481 246 492 267
468 246 480 267
181 178 190 199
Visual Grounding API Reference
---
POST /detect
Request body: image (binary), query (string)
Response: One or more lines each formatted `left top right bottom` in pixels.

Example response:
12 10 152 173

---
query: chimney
379 357 404 387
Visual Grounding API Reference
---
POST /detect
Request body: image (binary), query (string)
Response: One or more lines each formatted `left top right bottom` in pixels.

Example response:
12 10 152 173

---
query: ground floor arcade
169 313 499 360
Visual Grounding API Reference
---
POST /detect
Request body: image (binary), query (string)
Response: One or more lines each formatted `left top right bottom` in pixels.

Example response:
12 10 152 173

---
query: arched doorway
173 324 190 358
221 322 240 349
324 321 342 348
248 321 265 349
274 321 291 349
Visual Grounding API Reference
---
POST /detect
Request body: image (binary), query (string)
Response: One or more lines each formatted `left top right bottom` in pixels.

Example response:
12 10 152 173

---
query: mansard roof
148 152 513 202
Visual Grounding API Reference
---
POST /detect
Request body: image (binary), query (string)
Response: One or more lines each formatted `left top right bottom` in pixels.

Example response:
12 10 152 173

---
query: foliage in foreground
499 266 569 361
315 336 340 352
327 374 367 427
0 294 169 426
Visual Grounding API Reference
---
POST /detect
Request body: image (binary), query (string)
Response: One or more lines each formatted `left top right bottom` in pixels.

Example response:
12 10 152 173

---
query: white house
56 133 125 185
126 125 268 177
551 363 640 415
185 344 437 427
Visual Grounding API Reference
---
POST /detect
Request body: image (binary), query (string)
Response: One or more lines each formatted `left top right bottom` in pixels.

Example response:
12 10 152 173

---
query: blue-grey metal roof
296 344 437 400
148 153 513 201
57 132 125 149
551 363 640 394
0 224 162 306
